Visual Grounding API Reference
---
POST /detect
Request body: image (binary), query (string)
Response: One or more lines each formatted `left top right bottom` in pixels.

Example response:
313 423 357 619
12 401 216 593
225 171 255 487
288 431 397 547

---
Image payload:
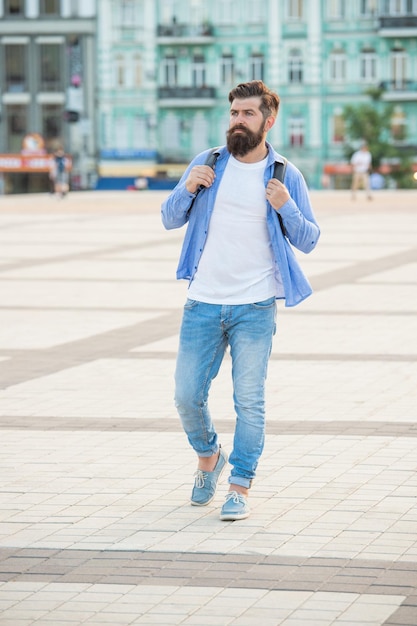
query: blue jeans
175 297 277 489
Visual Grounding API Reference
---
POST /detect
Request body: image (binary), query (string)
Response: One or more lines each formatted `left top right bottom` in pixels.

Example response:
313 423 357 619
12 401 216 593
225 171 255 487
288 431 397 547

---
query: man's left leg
220 297 276 520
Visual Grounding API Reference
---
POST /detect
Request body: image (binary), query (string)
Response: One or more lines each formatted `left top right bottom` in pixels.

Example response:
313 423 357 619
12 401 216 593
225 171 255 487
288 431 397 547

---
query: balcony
380 80 417 101
157 22 214 44
158 86 216 107
39 78 64 92
6 77 27 93
378 15 417 36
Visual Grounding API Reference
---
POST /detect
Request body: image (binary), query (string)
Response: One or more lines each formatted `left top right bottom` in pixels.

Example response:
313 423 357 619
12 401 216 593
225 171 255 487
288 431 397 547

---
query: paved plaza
0 188 416 625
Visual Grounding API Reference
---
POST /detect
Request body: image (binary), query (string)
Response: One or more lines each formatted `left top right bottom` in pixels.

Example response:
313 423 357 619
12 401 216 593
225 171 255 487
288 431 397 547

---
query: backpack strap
204 147 221 171
272 158 288 237
273 158 287 183
187 147 221 214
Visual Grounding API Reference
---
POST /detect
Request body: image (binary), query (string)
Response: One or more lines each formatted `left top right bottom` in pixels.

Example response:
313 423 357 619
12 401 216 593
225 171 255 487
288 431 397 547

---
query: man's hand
266 178 290 212
185 165 216 194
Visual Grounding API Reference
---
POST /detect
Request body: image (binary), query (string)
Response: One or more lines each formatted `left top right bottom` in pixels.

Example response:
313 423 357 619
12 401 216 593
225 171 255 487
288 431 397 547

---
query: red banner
0 154 71 173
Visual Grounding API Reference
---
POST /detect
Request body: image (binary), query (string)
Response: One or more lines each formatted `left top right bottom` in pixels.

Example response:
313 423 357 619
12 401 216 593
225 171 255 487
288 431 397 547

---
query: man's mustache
230 125 249 134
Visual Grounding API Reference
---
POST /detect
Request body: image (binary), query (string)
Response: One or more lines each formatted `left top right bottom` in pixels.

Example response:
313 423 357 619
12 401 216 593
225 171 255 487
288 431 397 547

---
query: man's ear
264 115 276 133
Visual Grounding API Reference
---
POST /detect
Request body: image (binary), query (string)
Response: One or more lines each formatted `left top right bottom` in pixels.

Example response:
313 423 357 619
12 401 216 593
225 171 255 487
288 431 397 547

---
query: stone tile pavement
0 188 416 625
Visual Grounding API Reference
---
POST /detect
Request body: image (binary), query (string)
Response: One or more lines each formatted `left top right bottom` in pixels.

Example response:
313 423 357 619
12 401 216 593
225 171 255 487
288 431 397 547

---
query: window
162 113 180 152
133 54 142 87
391 48 407 88
328 0 345 19
330 50 346 82
249 54 264 81
360 0 377 16
386 0 417 13
192 55 206 87
115 55 126 87
114 116 129 149
39 44 62 92
218 0 234 24
221 54 235 85
4 0 24 15
120 0 136 26
133 115 147 148
391 107 407 141
289 116 304 147
287 0 303 19
360 49 377 81
40 0 60 16
162 56 178 86
41 104 64 149
387 0 407 15
5 104 28 152
192 113 209 154
332 112 345 143
189 0 205 26
247 0 265 22
288 49 303 83
5 44 27 93
159 0 178 24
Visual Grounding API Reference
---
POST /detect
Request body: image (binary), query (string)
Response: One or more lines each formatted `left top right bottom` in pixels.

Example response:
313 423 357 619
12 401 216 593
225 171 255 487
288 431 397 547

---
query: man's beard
226 124 264 157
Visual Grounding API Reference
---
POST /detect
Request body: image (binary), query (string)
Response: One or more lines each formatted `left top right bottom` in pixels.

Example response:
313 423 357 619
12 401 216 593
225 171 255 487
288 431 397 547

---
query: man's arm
161 151 215 230
267 162 320 253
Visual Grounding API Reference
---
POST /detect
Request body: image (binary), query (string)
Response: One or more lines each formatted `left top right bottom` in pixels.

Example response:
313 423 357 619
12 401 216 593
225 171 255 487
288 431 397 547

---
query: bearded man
161 80 320 521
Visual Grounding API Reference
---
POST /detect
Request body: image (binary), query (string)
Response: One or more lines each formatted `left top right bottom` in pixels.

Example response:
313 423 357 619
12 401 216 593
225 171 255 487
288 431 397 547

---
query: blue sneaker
219 491 250 521
191 447 228 506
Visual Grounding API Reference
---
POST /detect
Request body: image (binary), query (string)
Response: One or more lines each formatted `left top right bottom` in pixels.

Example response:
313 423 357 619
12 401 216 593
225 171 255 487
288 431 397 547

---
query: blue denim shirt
161 143 320 307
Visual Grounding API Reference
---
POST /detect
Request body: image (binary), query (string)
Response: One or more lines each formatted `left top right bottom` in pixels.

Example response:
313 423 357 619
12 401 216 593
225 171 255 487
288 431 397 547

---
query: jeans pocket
184 298 199 310
252 296 276 309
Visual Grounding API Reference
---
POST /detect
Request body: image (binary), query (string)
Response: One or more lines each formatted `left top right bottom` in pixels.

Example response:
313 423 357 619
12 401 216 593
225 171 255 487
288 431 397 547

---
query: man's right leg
174 300 228 505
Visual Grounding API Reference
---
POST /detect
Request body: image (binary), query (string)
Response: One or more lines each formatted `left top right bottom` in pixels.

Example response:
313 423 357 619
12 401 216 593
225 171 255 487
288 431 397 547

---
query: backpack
194 148 288 236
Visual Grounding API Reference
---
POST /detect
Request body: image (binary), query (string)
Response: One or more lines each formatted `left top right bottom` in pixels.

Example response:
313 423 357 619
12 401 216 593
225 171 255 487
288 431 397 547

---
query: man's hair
228 80 280 120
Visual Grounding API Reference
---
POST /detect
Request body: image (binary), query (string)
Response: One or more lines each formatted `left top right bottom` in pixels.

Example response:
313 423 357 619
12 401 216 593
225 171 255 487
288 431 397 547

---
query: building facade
96 0 417 190
0 0 97 193
1 0 416 192
96 0 158 187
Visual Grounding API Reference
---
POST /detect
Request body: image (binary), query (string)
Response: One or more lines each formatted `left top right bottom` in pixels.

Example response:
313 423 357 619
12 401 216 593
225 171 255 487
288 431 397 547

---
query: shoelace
225 490 243 504
194 469 208 489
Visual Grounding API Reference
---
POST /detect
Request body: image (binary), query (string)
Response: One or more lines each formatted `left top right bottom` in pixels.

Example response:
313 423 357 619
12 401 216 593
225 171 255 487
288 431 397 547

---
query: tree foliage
342 102 415 188
342 103 394 167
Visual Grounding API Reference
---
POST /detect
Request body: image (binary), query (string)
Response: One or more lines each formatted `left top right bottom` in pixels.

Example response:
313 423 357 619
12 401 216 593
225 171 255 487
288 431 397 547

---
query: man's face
227 96 268 157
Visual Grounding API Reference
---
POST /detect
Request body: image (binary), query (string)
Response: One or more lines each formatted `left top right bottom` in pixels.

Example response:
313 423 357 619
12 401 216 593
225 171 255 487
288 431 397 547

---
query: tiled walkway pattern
0 190 416 625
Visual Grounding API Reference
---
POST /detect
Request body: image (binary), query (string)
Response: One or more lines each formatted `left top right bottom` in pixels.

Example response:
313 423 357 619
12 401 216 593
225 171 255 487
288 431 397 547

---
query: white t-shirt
188 155 280 304
351 149 371 173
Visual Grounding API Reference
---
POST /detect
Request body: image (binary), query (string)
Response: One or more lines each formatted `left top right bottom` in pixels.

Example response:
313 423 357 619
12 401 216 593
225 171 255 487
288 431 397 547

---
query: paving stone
0 190 416 625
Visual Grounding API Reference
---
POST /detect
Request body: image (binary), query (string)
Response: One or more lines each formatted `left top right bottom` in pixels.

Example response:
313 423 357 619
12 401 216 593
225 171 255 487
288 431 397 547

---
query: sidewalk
0 189 416 626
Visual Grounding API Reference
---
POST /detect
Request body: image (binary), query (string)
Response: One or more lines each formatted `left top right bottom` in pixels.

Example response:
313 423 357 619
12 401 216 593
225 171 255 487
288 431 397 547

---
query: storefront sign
100 149 158 160
0 154 71 172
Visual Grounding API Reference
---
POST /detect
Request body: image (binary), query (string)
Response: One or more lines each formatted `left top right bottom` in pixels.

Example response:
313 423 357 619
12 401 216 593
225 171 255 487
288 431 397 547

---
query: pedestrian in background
161 80 320 521
350 143 372 201
49 149 69 198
